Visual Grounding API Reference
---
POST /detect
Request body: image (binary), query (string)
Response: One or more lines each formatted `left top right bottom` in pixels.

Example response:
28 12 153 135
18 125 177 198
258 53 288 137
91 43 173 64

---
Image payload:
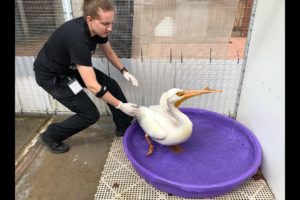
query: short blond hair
82 0 114 18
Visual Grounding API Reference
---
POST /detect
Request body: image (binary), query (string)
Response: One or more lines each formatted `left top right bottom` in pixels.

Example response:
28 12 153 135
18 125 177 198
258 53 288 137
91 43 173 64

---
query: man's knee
84 109 100 124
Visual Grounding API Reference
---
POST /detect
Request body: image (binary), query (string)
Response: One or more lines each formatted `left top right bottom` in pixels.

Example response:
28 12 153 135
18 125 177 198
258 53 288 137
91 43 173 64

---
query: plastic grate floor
94 138 275 200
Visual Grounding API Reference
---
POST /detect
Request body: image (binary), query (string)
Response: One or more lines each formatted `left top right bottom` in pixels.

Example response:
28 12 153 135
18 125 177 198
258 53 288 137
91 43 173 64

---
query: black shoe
38 134 69 154
115 128 127 137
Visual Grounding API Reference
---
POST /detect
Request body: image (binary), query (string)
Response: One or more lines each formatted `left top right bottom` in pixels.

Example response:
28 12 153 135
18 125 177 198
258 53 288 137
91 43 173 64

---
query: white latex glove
116 101 140 116
123 71 138 86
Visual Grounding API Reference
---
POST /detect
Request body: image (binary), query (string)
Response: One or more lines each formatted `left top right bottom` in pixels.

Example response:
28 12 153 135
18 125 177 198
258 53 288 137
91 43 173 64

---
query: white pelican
135 87 223 156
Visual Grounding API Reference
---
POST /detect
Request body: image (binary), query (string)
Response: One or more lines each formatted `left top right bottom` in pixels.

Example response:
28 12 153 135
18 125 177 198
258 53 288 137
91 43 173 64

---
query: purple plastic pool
123 108 261 198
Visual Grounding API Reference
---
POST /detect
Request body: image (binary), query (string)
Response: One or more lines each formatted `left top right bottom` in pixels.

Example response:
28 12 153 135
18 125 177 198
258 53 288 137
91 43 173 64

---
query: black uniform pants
34 67 133 142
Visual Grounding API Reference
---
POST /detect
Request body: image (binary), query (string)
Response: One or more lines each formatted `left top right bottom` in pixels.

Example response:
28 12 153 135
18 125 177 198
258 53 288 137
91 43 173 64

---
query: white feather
135 88 193 145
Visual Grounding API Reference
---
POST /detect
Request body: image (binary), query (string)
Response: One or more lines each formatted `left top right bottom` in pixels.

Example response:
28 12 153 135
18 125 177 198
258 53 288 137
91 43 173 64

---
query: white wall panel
15 56 52 113
236 0 285 199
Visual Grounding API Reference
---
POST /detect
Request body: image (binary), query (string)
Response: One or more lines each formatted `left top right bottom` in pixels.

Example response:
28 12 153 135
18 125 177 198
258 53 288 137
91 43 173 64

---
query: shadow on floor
15 114 116 200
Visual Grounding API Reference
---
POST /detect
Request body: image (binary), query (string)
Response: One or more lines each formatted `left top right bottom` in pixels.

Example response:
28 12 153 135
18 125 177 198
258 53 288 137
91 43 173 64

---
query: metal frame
232 0 258 118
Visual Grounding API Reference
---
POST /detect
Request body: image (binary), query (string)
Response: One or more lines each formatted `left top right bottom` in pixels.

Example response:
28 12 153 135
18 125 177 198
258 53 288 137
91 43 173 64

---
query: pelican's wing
136 106 168 140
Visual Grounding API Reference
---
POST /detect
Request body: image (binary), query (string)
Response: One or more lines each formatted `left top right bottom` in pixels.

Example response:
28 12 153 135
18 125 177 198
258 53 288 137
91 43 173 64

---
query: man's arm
99 42 139 86
76 65 120 107
76 65 139 116
99 41 124 71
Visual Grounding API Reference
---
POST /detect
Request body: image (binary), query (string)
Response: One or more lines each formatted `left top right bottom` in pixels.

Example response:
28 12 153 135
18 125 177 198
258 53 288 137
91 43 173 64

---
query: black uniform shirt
34 17 108 75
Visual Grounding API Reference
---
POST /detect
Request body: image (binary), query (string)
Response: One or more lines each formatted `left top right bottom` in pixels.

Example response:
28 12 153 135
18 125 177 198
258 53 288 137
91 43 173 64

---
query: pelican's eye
176 91 184 96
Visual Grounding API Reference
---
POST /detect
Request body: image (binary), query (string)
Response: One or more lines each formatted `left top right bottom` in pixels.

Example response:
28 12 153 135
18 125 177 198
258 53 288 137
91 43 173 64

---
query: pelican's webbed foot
145 134 154 156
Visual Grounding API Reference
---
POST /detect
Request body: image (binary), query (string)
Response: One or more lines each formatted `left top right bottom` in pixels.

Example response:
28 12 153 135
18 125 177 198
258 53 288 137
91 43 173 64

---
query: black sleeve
69 42 93 66
95 36 108 44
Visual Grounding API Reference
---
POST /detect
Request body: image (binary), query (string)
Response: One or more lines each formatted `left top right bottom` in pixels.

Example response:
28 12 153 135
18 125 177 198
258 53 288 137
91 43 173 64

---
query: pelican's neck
165 103 189 124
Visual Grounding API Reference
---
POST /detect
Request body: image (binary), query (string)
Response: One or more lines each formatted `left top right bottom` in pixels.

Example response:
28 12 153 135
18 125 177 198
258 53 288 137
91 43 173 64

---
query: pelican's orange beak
175 87 223 108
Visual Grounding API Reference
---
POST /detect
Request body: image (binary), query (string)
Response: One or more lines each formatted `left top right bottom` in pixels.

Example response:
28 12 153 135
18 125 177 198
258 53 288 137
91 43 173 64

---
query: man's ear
86 16 92 24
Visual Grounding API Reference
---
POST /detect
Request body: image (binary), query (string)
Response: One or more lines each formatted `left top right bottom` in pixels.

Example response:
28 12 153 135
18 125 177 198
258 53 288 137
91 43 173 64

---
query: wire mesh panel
131 0 241 60
15 56 52 113
15 0 254 116
109 0 134 58
117 59 175 107
112 58 242 116
15 0 65 56
174 59 243 115
15 0 251 58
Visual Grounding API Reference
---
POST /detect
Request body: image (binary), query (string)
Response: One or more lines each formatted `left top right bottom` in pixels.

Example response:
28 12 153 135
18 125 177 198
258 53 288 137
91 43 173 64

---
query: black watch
120 67 128 74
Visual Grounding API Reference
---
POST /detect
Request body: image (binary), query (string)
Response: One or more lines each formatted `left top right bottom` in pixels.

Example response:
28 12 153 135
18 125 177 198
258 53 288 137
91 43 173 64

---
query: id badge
67 78 83 95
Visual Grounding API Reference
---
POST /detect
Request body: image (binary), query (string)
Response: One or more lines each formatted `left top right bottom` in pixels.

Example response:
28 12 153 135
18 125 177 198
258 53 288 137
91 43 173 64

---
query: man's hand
116 101 140 116
123 72 138 86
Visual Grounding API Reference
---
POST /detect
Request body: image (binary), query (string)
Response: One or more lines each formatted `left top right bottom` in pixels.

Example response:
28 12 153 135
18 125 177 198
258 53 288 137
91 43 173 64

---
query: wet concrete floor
15 114 116 200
